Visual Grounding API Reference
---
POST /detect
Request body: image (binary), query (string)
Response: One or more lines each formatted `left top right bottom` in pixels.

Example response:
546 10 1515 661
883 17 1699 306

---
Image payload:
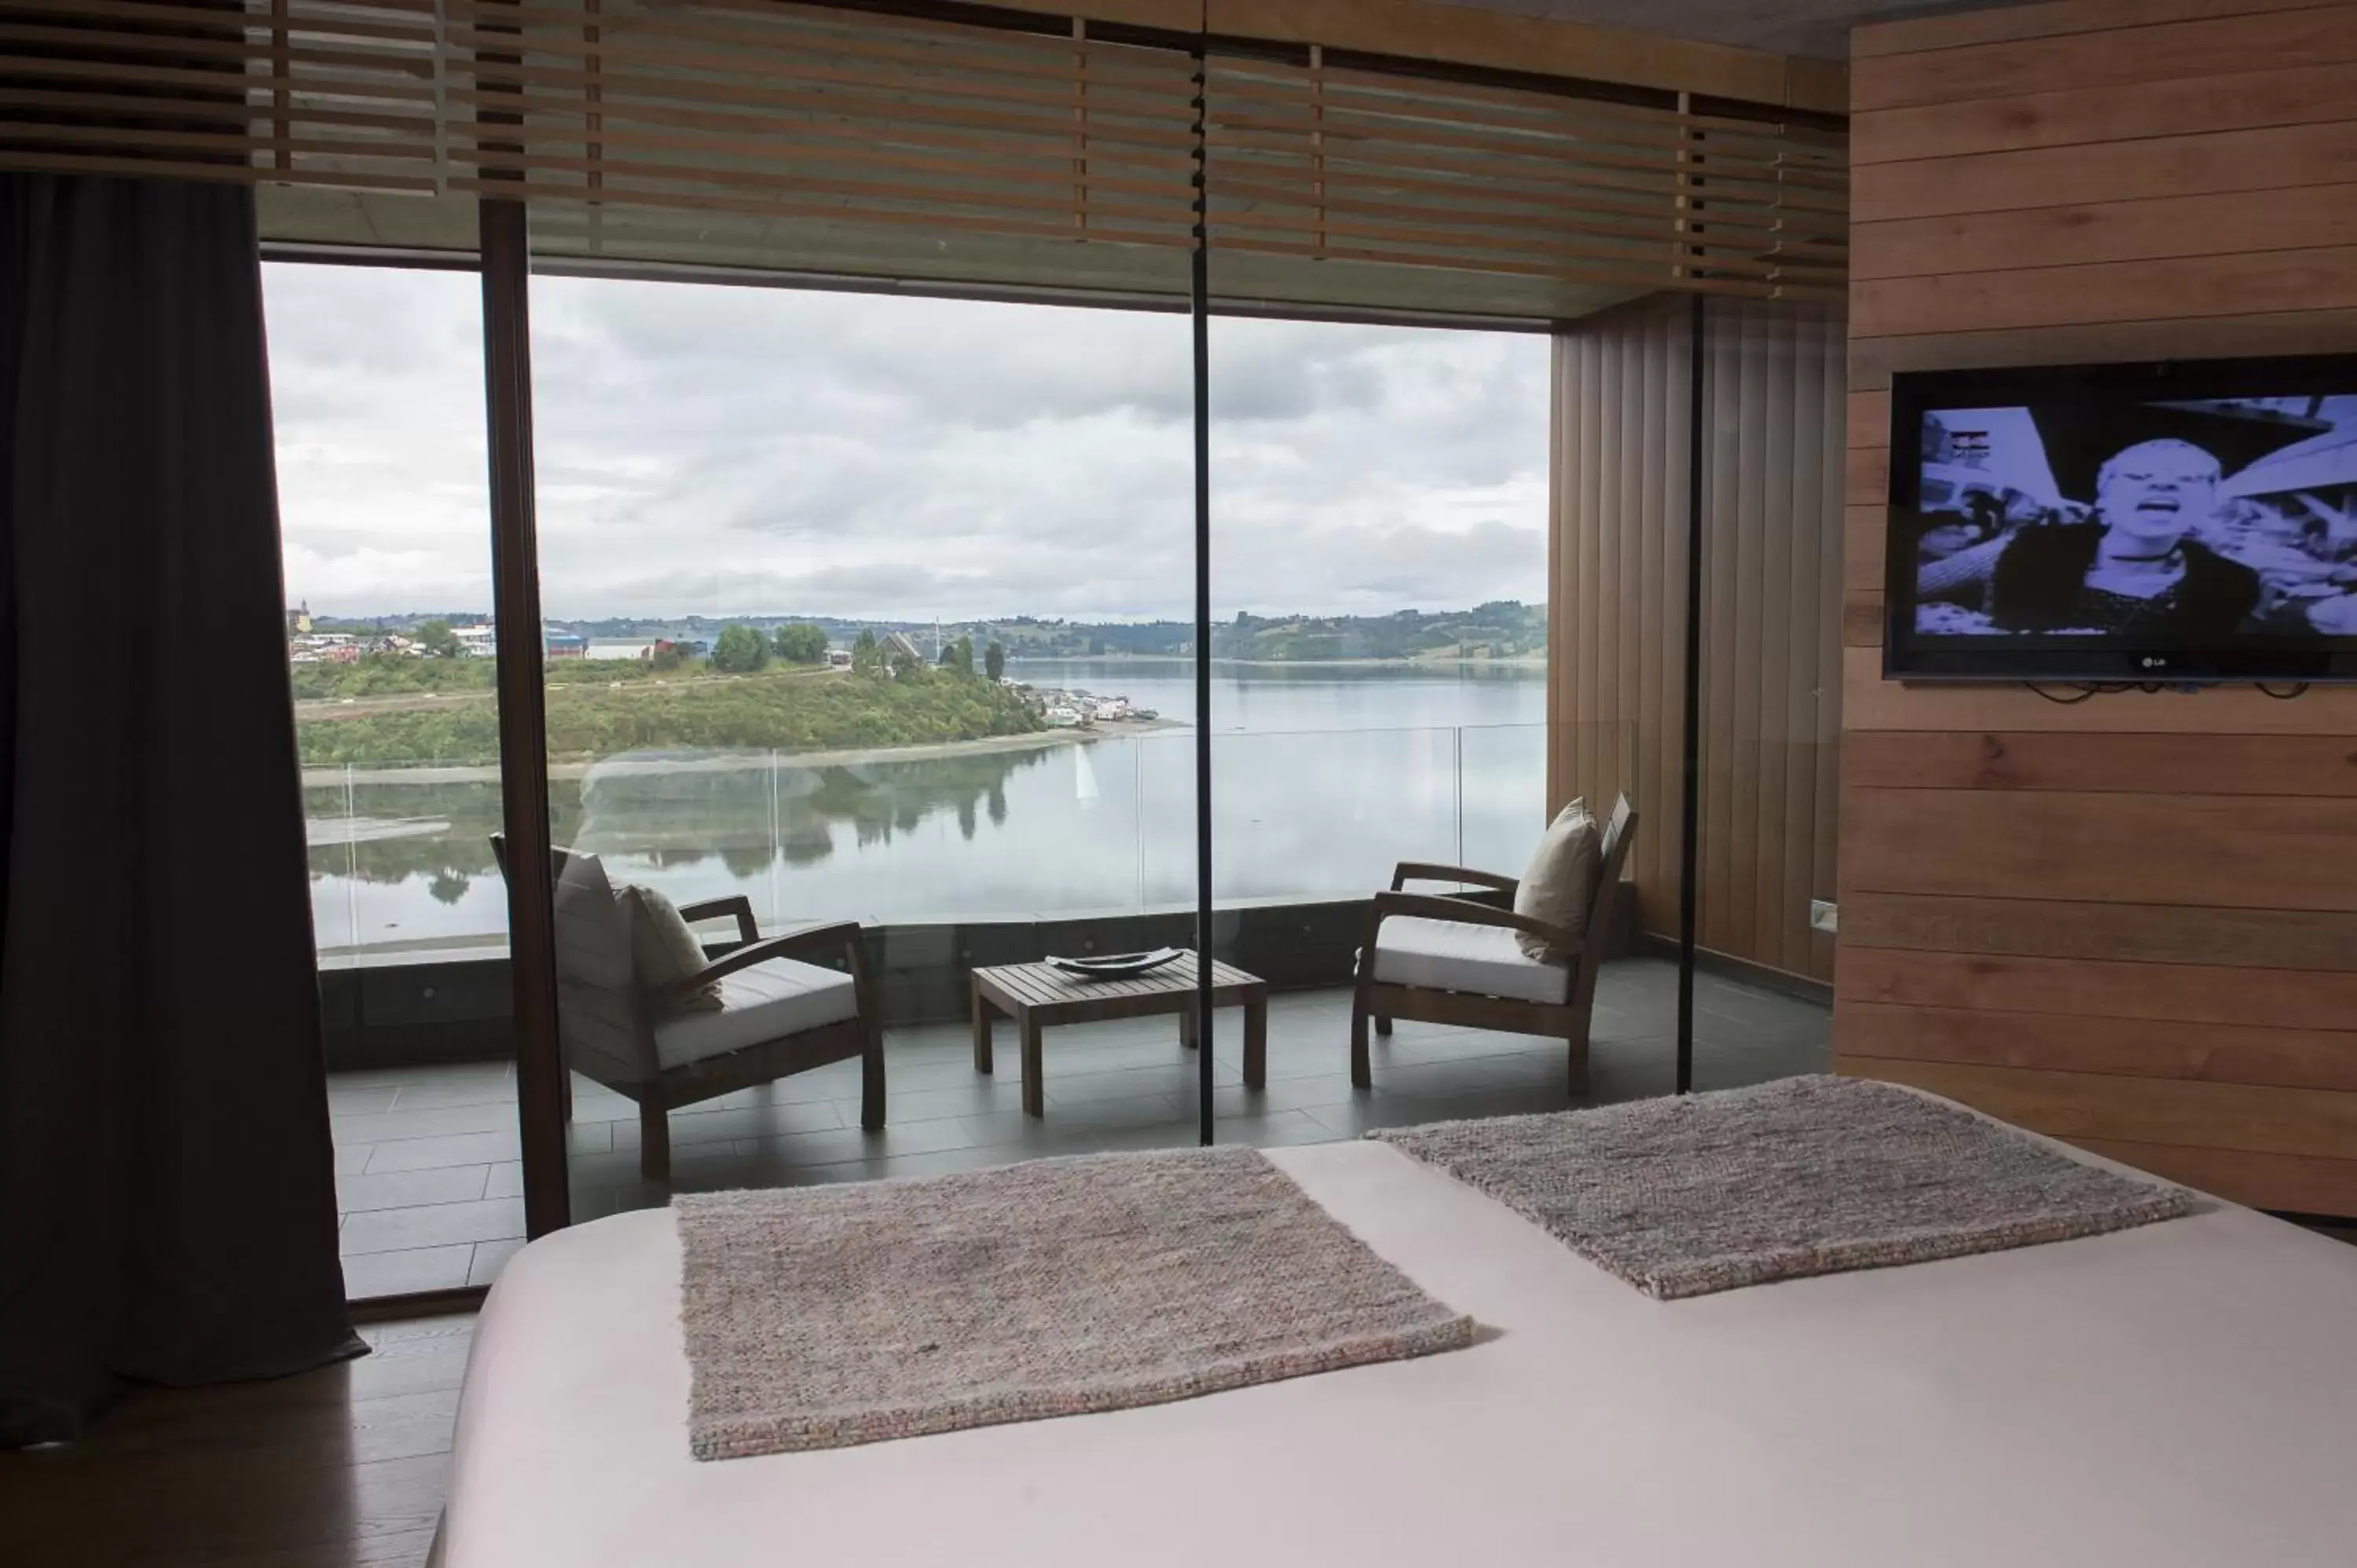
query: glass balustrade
299 720 1566 956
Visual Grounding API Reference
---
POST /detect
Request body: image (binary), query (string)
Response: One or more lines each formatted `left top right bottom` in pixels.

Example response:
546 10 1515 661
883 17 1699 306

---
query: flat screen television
1884 355 2357 683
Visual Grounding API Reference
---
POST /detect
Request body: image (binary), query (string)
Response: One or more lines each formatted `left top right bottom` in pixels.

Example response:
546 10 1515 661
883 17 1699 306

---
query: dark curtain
0 173 361 1447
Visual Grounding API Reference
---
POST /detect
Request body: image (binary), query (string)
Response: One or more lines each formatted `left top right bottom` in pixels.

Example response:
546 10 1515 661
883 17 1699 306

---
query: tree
649 641 685 672
416 618 460 658
710 622 770 673
890 648 920 680
984 639 1006 681
772 622 828 665
852 628 884 677
951 635 975 676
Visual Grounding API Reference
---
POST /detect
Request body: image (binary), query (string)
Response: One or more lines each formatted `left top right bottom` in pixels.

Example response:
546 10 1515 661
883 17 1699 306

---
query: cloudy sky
263 262 1549 623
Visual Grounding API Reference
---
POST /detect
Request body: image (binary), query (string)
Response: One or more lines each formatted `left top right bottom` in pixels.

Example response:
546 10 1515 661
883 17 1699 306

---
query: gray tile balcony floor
331 959 1831 1299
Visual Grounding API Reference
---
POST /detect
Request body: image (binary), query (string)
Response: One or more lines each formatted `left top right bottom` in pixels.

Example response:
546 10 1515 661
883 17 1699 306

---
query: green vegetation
289 654 660 702
772 623 829 664
709 622 771 673
984 639 1006 681
1217 603 1545 661
414 618 460 658
297 661 1042 767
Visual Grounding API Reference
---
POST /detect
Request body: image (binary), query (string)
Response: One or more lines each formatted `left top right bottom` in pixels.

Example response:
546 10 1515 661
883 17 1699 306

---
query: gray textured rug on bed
675 1146 1475 1459
1373 1075 2194 1300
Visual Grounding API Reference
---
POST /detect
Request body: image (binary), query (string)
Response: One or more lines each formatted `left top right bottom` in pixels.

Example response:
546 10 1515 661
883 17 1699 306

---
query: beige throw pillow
552 851 633 990
1512 797 1600 962
622 885 726 1013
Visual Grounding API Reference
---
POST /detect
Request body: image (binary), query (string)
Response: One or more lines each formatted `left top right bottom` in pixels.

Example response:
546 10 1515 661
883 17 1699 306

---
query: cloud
264 265 1551 621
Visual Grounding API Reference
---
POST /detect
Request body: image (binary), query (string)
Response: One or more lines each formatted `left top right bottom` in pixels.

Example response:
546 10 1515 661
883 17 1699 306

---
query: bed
434 1124 2357 1567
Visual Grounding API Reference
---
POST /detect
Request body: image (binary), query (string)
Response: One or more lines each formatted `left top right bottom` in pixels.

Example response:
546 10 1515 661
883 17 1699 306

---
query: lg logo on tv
2139 656 2168 669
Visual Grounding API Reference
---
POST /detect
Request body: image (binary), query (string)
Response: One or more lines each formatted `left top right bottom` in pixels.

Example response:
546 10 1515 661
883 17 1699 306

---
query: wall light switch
1809 899 1838 935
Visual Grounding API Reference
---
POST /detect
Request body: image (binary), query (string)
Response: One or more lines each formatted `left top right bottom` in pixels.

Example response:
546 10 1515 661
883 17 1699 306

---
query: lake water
306 659 1549 958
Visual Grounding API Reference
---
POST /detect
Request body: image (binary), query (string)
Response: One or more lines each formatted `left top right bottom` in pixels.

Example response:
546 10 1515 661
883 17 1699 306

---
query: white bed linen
438 1138 2357 1568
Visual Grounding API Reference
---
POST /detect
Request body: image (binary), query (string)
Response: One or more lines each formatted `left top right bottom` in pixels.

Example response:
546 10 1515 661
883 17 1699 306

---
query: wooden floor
0 1313 473 1568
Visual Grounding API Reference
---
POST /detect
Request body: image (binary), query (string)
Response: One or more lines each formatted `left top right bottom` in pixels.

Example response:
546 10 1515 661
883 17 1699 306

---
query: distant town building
545 631 588 660
284 601 312 636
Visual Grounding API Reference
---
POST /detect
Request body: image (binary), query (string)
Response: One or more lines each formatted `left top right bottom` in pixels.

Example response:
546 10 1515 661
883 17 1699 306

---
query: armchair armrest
676 893 760 945
652 920 869 1010
1368 889 1579 958
1389 862 1519 896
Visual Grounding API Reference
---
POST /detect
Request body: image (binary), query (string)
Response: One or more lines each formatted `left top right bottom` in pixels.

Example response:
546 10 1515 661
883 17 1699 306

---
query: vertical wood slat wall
1839 0 2357 1215
1551 294 1846 984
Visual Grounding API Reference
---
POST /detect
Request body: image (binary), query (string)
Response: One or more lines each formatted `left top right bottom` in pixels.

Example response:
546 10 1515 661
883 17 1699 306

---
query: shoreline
1010 654 1545 670
302 717 1185 788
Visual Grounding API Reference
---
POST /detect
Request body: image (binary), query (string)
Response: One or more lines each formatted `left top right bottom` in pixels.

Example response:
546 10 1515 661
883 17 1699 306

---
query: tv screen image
1885 357 2357 682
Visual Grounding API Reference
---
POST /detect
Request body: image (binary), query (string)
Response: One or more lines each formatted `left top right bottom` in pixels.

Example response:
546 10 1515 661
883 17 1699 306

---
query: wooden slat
1843 504 1884 592
1853 245 2357 338
1853 120 2357 226
1852 60 2357 167
1840 891 2357 972
1849 4 2357 112
2066 1136 2357 1214
1846 389 1888 449
1853 185 2357 280
1841 647 2357 734
1845 445 1888 507
1842 787 2357 911
1840 592 1882 648
1837 946 2357 1032
1838 999 2357 1092
1835 1057 2357 1161
1847 308 2357 390
1852 0 2346 59
1202 0 1814 110
455 174 1190 249
1842 731 2357 796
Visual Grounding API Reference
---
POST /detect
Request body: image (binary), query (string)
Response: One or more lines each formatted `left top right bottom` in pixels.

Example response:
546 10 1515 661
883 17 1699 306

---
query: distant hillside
311 603 1549 662
549 604 1546 661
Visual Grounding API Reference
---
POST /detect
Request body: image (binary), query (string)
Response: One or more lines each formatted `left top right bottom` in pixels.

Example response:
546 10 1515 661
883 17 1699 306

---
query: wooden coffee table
970 953 1268 1117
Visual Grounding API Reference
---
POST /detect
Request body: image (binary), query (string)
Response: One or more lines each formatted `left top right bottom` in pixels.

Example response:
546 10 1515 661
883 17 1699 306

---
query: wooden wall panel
1838 0 2357 1214
1552 296 1846 983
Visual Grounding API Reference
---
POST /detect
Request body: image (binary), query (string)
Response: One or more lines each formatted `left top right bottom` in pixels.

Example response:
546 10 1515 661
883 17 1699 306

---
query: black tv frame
1883 354 2357 685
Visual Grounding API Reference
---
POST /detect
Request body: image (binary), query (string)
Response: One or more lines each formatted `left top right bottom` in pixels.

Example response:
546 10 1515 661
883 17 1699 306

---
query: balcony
331 962 1830 1296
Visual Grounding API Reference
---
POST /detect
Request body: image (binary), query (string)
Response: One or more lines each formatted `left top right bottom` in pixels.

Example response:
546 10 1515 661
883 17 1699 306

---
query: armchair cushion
622 885 725 1013
652 957 861 1071
1512 797 1600 962
552 851 633 989
1369 917 1571 1006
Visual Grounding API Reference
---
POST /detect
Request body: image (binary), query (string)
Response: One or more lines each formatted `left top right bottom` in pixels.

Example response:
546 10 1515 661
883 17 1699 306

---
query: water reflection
306 666 1554 956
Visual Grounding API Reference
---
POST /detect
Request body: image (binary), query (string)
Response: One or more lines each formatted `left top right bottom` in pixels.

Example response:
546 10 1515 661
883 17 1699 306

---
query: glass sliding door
522 272 1204 1219
261 261 523 1298
1205 316 1557 1138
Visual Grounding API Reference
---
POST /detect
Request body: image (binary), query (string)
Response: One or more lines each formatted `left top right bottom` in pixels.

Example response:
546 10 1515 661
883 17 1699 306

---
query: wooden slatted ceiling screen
1839 0 2357 1217
452 0 1200 275
0 0 1848 311
0 0 447 196
1206 52 1849 317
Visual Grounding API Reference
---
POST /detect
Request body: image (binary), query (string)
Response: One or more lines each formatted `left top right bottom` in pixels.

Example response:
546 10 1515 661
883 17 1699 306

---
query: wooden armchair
492 836 883 1184
1351 796 1636 1097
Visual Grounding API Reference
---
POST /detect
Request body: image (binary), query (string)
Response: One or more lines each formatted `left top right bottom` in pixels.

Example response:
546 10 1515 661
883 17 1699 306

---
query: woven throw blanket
1373 1075 2194 1300
675 1146 1475 1458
